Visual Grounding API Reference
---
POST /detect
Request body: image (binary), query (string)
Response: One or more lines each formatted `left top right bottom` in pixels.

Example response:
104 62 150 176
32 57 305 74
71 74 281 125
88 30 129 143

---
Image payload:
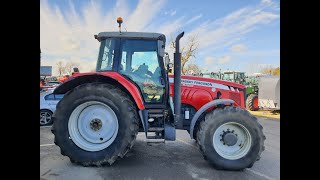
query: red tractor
52 19 265 170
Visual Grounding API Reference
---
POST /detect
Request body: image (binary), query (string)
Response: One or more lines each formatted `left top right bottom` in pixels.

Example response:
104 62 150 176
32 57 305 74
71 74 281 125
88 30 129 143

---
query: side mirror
73 67 79 72
164 53 173 73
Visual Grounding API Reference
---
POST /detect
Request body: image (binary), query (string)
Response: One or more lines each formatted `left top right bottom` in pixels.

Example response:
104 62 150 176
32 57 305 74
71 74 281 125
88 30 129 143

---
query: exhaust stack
173 32 184 128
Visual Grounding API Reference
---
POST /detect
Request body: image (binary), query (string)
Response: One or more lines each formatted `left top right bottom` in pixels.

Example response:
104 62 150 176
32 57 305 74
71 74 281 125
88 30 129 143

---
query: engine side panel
169 75 245 110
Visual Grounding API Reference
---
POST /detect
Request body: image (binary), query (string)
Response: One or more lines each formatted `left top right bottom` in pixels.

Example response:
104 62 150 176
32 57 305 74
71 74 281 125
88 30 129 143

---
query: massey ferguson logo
169 78 230 90
181 79 213 87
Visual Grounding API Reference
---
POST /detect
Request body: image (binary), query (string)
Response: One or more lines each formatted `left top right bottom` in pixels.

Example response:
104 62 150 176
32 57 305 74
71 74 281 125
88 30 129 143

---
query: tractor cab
198 72 222 79
94 32 168 105
222 71 246 84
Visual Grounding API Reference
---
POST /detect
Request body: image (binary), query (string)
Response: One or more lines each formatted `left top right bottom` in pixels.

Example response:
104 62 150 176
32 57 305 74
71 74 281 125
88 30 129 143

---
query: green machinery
220 71 259 111
194 71 260 111
197 71 259 111
196 72 222 79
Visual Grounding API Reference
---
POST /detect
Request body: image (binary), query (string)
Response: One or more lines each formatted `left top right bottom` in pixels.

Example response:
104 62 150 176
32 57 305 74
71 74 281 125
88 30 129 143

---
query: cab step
148 127 164 132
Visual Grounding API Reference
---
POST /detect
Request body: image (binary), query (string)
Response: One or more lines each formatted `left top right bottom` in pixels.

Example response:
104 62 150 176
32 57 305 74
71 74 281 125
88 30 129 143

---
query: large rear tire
51 83 139 166
197 106 265 170
246 94 259 111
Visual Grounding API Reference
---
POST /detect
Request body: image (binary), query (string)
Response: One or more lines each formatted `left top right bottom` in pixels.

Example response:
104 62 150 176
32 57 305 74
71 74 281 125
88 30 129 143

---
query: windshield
96 38 117 71
237 73 245 79
223 73 234 81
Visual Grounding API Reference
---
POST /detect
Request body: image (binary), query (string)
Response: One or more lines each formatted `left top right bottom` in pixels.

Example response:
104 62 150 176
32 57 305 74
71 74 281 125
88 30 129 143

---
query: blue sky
40 0 280 75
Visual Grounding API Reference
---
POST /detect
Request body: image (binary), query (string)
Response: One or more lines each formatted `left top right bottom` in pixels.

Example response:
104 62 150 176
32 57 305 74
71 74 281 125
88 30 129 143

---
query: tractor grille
229 92 241 106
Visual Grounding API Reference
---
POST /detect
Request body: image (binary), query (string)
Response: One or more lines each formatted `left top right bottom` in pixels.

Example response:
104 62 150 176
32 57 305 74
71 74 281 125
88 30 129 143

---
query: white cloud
41 0 166 76
126 0 165 31
261 0 272 5
204 55 231 66
187 1 279 52
236 49 279 57
204 56 215 65
185 14 202 25
231 44 247 52
170 10 176 16
218 56 231 64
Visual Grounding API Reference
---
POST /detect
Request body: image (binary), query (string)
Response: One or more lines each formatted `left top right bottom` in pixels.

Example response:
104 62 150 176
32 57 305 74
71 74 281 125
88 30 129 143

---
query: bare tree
170 35 198 75
184 63 202 74
56 61 66 76
65 61 80 75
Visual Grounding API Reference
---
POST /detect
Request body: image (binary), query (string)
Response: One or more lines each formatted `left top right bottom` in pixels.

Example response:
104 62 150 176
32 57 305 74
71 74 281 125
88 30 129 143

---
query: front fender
189 99 235 139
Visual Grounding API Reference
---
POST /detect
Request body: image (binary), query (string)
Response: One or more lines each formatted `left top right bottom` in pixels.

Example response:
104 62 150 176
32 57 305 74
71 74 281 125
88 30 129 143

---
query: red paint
68 72 245 111
254 97 259 109
58 75 70 83
71 72 145 110
169 75 245 110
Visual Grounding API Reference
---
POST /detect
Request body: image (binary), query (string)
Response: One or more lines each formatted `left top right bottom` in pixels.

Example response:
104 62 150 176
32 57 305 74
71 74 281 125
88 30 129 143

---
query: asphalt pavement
40 117 280 180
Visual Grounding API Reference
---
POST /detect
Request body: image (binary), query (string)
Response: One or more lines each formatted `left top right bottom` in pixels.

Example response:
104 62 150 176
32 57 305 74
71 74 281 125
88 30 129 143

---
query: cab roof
96 32 166 42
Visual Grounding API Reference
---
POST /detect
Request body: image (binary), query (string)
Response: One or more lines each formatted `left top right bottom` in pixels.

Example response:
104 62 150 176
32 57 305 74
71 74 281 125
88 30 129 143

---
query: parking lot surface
40 117 280 180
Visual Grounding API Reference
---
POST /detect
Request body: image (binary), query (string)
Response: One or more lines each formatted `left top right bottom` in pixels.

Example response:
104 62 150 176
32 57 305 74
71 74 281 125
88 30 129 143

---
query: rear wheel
246 94 259 111
52 83 139 166
197 106 265 170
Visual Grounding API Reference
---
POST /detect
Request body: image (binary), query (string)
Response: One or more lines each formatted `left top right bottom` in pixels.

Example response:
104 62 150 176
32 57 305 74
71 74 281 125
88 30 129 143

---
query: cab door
117 39 166 107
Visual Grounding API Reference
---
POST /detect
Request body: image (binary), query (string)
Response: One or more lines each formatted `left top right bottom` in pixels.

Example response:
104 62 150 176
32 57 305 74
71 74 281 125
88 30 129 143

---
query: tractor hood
169 75 246 90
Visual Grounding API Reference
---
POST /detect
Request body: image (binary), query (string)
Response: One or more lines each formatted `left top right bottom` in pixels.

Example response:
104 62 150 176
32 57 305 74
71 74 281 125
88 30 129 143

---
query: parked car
40 90 64 126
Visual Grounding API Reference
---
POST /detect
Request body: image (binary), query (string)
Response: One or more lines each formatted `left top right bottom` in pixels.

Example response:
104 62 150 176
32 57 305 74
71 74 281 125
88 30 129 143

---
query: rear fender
189 99 236 139
53 74 145 110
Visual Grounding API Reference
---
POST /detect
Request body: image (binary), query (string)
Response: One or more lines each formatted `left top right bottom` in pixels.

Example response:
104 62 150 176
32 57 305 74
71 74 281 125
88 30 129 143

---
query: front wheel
197 106 265 170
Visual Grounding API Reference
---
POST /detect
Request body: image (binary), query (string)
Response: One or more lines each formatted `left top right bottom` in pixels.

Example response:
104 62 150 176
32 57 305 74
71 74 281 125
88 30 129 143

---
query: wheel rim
253 97 258 109
212 122 252 160
68 101 119 152
40 111 52 125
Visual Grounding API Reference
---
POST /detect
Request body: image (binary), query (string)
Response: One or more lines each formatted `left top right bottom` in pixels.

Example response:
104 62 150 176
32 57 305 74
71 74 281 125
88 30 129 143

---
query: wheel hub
213 122 252 160
90 119 103 131
222 132 238 146
68 101 119 152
